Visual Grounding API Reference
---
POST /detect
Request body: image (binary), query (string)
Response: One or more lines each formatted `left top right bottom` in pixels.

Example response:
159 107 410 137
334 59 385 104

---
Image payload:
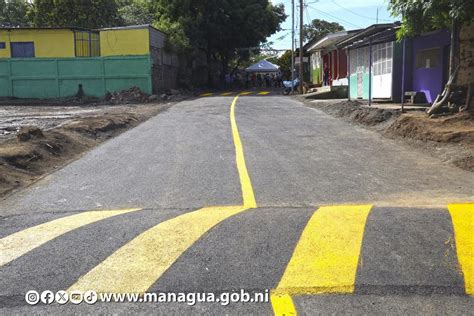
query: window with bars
416 48 439 68
372 42 393 76
74 31 100 57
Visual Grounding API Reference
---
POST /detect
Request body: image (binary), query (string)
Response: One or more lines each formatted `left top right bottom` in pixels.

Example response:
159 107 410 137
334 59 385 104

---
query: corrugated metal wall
0 56 152 98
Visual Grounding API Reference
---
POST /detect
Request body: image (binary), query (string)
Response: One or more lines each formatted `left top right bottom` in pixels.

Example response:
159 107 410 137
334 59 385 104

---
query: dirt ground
300 98 474 172
0 92 186 197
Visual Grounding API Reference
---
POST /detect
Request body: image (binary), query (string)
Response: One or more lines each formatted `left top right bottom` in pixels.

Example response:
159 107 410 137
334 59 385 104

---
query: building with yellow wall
100 25 152 56
0 27 99 58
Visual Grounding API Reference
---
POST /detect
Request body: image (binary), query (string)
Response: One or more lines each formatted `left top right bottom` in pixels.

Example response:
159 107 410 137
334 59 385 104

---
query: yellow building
0 27 100 58
99 25 166 57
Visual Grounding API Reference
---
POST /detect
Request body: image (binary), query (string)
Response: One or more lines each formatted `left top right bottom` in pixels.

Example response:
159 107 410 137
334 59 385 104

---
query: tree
303 19 344 43
159 0 286 86
117 0 154 25
269 50 292 79
388 0 474 38
389 1 474 113
29 0 121 28
0 0 32 27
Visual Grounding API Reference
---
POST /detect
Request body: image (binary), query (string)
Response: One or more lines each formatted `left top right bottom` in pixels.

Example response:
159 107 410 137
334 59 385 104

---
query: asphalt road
1 92 473 314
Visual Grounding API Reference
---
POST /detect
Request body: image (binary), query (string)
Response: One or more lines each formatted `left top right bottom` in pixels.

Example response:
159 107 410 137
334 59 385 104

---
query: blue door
10 42 35 58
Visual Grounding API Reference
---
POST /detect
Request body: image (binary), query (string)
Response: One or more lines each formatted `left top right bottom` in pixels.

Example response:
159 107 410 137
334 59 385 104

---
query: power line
303 2 335 34
307 5 362 28
330 0 393 22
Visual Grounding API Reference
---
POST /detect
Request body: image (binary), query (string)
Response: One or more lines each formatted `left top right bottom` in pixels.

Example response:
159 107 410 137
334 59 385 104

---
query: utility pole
376 7 379 24
291 0 295 93
299 0 304 93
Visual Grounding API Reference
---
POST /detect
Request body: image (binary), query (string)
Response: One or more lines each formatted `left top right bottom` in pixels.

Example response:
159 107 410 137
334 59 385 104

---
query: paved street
1 93 473 314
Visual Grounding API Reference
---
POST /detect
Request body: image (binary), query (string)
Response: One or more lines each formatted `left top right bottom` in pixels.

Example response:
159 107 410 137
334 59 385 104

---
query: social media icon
69 291 83 305
40 290 54 304
83 290 98 305
25 290 40 305
55 291 68 305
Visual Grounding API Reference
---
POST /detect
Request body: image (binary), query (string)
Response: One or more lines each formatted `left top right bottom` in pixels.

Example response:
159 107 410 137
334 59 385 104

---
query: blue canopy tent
245 59 280 72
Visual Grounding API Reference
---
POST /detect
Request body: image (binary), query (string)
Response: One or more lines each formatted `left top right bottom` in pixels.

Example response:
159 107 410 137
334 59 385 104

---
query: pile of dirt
62 114 138 138
385 112 474 170
106 86 151 104
385 112 474 146
306 100 400 126
0 112 150 197
301 98 474 172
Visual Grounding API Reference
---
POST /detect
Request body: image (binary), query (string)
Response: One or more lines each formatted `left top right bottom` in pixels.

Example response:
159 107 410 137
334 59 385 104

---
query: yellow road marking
0 208 141 267
239 91 253 95
271 294 297 315
258 91 270 95
200 92 213 97
221 92 233 96
230 95 257 208
274 205 372 295
448 203 474 295
68 206 248 293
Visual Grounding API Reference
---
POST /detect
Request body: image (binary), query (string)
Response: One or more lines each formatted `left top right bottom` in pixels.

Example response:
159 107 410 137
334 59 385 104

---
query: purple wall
412 30 450 103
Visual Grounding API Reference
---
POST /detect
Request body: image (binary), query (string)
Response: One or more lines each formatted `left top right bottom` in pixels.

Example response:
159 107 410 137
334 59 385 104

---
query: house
307 30 360 87
0 27 99 58
336 23 405 102
100 25 179 91
411 29 451 103
335 23 451 104
0 25 179 98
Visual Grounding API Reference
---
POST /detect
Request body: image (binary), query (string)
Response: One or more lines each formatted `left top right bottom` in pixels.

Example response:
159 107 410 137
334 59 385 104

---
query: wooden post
299 0 304 93
368 38 372 106
401 38 406 112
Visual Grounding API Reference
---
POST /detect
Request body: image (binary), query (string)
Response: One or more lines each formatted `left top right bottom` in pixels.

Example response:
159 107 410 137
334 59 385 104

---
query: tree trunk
206 41 214 88
449 18 460 78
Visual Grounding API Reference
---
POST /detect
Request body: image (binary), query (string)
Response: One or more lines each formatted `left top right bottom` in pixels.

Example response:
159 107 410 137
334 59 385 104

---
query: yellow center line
0 208 141 267
67 95 257 293
448 203 474 295
67 206 248 293
200 92 213 97
231 95 257 208
271 205 372 314
258 91 271 95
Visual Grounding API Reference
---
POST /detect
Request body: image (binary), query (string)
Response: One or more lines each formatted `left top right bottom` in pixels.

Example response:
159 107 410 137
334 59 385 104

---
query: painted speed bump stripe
239 91 253 95
200 92 213 97
0 208 141 267
68 206 248 293
221 92 233 96
230 95 257 208
271 294 297 316
448 203 474 295
271 205 372 314
258 91 270 95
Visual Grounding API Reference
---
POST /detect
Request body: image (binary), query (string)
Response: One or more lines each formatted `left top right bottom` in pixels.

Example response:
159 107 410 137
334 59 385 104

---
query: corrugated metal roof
0 26 95 32
336 23 400 48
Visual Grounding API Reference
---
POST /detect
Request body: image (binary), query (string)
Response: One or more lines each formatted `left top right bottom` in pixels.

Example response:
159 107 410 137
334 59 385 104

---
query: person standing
323 64 330 86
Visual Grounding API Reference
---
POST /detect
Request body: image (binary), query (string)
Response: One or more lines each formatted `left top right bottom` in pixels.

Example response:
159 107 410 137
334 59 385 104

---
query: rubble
16 126 45 142
107 86 150 104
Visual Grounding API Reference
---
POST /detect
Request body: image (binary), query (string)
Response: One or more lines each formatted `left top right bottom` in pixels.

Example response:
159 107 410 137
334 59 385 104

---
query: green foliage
29 0 121 28
389 0 474 38
118 0 154 25
303 19 345 43
270 50 292 79
158 0 286 71
0 0 32 27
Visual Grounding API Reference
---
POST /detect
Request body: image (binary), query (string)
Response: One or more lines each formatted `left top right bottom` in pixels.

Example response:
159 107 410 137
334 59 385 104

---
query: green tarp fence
0 55 152 99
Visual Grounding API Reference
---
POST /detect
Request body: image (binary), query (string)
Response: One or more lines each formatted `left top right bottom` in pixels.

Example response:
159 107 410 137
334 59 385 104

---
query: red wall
322 48 348 85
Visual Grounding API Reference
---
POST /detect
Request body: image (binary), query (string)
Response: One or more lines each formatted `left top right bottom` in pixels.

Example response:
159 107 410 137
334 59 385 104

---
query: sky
267 0 399 50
